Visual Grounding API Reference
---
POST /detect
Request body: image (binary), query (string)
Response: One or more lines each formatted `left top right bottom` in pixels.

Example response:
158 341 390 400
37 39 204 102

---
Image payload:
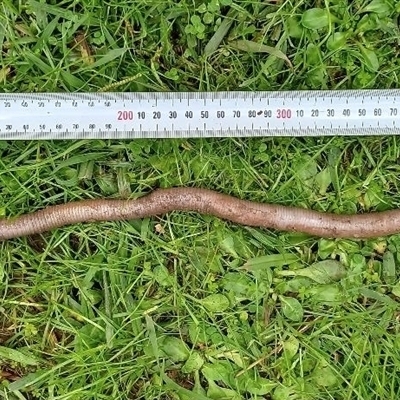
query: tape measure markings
0 90 399 139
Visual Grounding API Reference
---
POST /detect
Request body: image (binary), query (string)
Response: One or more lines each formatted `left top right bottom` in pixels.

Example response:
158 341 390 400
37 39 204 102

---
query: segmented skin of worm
0 187 399 240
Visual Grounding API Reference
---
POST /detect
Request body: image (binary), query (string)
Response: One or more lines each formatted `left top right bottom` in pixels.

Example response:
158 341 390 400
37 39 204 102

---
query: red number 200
117 111 134 120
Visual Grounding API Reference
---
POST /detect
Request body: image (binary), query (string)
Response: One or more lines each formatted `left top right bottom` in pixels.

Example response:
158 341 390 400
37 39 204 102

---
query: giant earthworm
0 187 398 240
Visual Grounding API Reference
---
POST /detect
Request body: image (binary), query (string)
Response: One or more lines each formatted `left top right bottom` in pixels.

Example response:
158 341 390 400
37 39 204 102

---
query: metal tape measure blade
0 90 399 139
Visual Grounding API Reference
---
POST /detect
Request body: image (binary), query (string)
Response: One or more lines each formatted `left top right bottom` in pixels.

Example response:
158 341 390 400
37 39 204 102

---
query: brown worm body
0 187 399 240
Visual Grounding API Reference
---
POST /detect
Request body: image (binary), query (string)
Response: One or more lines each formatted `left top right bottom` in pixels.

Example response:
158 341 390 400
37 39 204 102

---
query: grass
1 0 400 399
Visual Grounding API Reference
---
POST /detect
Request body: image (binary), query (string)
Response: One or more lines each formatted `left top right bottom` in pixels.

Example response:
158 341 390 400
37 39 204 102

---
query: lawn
1 0 400 399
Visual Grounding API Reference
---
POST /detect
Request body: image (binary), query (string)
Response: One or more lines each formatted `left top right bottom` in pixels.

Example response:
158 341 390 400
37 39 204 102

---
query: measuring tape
0 90 399 139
